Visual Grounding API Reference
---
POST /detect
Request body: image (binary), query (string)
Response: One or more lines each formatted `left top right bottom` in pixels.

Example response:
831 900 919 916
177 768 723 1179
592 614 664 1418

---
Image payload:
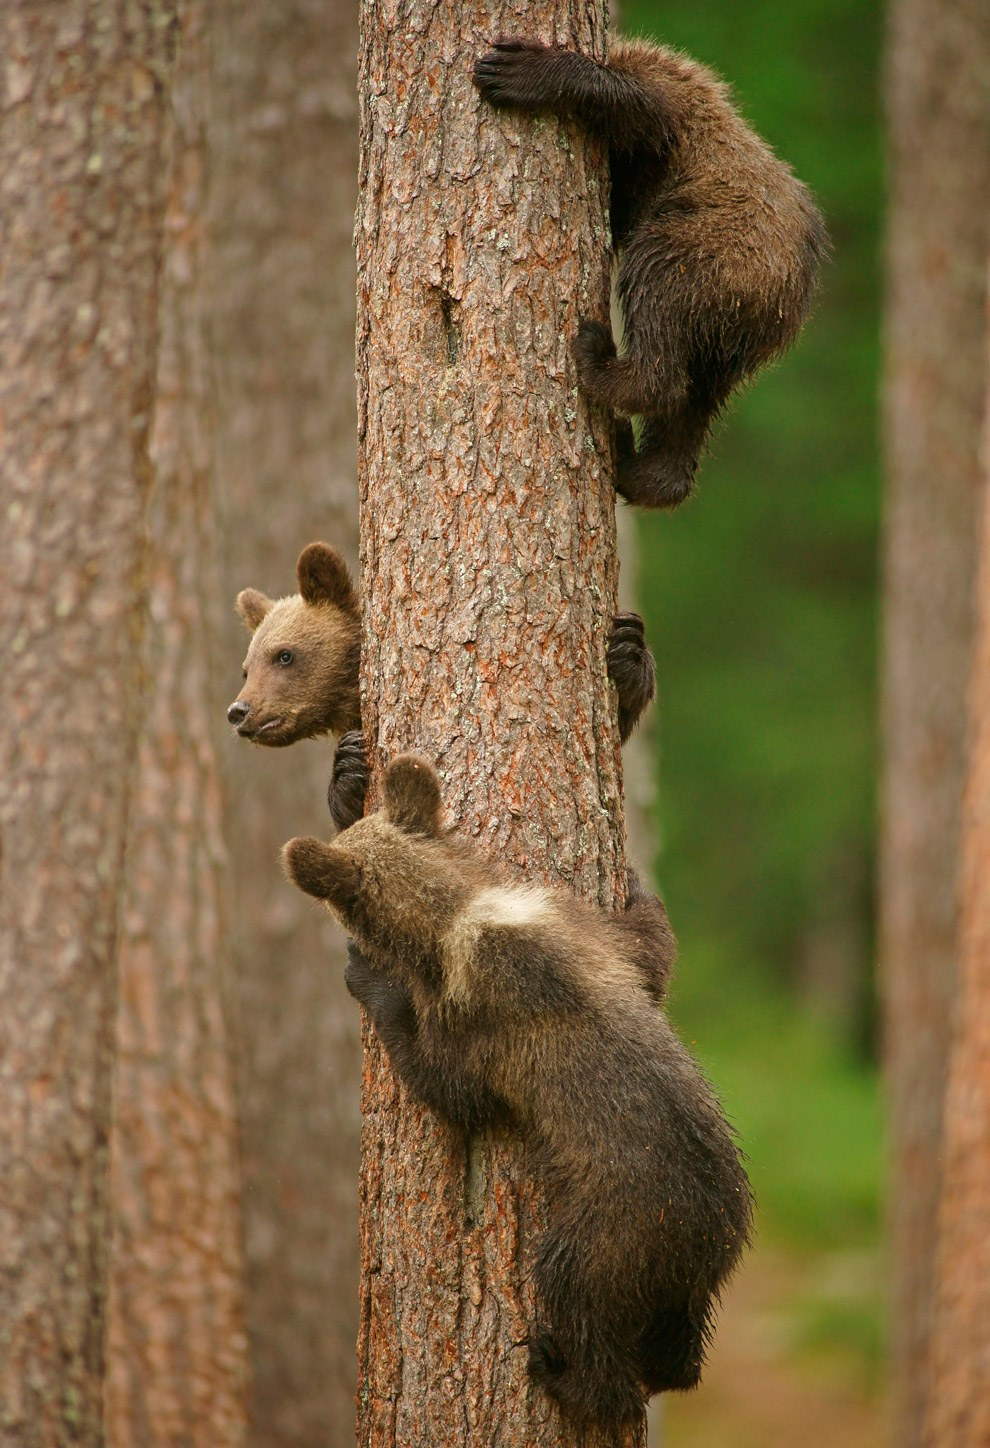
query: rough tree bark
0 4 176 1443
209 2 363 1442
356 2 642 1444
924 297 990 1447
105 2 249 1442
880 0 990 1438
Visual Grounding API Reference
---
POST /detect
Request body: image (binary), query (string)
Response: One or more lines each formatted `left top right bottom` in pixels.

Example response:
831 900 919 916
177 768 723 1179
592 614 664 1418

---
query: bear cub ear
281 836 361 911
236 587 273 632
296 542 358 612
383 754 445 837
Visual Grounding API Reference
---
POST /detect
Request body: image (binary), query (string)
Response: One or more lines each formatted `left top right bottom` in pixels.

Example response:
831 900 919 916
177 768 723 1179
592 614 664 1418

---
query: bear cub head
227 542 361 747
282 754 466 950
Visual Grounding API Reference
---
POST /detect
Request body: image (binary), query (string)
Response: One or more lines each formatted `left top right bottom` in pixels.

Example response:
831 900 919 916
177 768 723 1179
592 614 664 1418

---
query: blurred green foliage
623 0 885 1385
625 0 882 1019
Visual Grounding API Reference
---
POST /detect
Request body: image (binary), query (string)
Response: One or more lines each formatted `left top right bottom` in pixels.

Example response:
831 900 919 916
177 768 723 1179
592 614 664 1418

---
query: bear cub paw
572 318 617 387
473 39 551 108
328 730 368 833
607 612 657 742
527 1330 568 1384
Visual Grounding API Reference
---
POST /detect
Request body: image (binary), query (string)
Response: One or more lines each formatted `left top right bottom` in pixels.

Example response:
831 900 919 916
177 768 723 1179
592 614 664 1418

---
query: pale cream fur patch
441 884 551 1003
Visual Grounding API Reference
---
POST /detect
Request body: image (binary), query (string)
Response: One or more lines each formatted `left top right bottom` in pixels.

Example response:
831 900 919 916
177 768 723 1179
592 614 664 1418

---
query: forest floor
649 1239 887 1448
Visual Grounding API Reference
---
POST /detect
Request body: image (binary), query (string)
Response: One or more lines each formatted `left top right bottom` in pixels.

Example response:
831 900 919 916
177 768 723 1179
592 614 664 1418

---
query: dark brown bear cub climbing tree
473 35 827 508
354 1 644 1444
283 757 751 1427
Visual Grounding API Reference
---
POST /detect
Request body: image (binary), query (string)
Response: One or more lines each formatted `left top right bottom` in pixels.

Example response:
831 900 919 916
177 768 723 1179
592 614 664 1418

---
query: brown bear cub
227 542 365 831
473 37 828 508
282 755 753 1425
229 541 361 745
229 543 658 830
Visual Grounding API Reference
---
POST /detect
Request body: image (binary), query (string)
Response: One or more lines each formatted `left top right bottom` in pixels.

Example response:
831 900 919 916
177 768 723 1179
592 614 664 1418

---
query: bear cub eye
275 649 294 666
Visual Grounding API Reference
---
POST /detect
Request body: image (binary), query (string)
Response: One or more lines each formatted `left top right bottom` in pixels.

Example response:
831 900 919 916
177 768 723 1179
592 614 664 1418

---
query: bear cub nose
227 700 250 727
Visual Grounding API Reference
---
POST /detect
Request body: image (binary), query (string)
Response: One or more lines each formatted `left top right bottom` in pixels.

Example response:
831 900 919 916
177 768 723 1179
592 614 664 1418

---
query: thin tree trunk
0 5 176 1443
616 509 661 1448
356 3 641 1443
105 2 249 1442
925 297 990 1447
209 2 362 1442
880 0 990 1437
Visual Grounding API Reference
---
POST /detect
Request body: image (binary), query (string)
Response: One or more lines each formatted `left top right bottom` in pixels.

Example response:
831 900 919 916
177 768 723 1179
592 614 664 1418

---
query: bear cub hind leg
531 1227 647 1425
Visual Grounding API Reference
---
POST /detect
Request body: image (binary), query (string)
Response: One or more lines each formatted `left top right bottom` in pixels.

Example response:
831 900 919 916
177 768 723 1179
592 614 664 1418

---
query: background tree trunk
105 2 249 1442
880 0 990 1437
356 2 642 1443
925 298 990 1447
209 2 362 1442
0 4 176 1441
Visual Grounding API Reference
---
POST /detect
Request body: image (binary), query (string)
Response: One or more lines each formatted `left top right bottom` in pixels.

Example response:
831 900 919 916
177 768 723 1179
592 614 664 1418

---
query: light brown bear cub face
228 542 361 748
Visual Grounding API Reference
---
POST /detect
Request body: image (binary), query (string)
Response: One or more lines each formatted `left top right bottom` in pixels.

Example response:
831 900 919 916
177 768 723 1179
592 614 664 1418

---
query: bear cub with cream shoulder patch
282 754 752 1425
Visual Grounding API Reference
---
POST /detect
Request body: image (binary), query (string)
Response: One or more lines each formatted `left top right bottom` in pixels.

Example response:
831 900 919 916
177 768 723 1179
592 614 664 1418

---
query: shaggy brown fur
229 545 657 830
283 755 752 1425
473 36 828 507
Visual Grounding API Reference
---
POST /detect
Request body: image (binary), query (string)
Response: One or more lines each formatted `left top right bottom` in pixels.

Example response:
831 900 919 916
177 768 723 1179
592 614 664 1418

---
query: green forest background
625 0 885 1430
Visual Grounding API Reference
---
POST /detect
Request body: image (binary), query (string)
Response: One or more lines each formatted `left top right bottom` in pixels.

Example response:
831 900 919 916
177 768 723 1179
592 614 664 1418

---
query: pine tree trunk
880 0 990 1437
925 299 990 1447
0 4 176 1442
105 3 249 1442
209 2 363 1441
355 3 641 1443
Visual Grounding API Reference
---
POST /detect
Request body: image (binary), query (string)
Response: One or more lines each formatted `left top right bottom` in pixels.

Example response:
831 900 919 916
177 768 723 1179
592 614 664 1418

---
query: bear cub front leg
345 945 419 1054
346 944 511 1133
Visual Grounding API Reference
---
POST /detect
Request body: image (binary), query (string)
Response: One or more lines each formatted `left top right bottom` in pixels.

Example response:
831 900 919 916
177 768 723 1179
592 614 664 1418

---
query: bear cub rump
283 755 753 1425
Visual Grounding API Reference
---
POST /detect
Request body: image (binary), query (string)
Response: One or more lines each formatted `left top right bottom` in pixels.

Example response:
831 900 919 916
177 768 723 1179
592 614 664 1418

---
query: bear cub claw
473 39 550 107
608 612 657 742
328 730 368 833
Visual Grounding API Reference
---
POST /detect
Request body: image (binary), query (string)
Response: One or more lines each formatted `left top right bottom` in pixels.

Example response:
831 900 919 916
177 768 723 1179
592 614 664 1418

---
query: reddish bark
925 294 990 1446
881 0 990 1435
105 2 249 1442
355 2 644 1444
0 3 176 1441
